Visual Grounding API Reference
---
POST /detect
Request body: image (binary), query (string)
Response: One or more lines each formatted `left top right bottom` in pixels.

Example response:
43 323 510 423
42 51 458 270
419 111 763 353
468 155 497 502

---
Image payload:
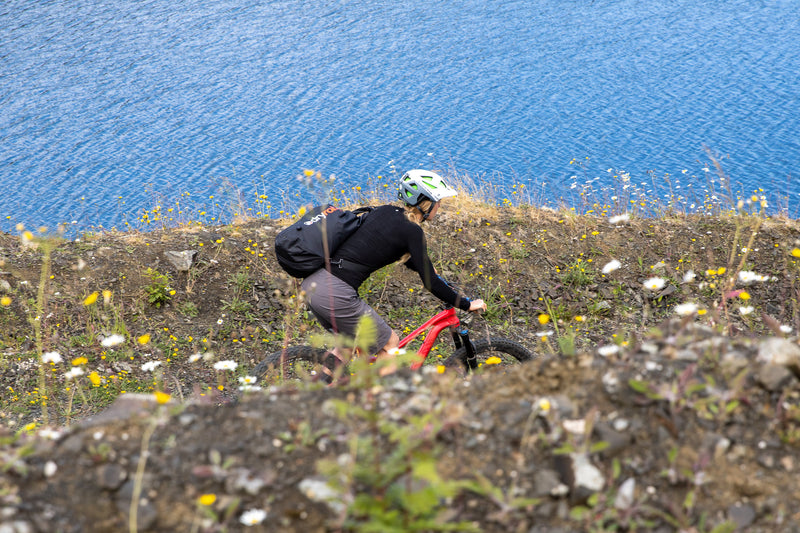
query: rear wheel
443 337 533 373
252 346 342 384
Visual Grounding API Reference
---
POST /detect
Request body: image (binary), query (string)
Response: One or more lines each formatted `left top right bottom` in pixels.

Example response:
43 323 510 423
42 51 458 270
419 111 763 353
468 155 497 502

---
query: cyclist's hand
469 299 487 313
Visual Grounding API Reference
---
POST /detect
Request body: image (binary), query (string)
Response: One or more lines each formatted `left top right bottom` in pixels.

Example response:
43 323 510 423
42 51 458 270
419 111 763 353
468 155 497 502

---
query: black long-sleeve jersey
330 205 471 311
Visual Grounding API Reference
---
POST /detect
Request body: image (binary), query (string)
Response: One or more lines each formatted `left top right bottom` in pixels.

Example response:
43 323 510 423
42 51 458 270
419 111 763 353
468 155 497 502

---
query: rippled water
1 0 798 232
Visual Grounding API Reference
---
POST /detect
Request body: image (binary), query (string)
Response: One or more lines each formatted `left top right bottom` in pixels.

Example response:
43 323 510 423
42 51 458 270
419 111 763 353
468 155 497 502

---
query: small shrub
230 269 251 294
144 268 172 308
177 301 199 318
560 259 596 287
221 297 252 316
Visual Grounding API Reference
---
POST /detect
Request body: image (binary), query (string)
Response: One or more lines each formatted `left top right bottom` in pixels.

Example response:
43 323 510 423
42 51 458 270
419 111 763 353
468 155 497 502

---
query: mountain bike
252 305 534 383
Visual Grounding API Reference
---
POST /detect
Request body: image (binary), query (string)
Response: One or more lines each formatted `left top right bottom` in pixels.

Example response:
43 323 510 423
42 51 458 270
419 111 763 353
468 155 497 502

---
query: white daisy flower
141 361 162 372
537 398 552 412
780 325 793 334
682 270 696 283
597 345 620 357
188 353 203 363
39 428 63 440
44 461 57 477
238 375 258 385
643 277 666 291
738 271 758 283
101 334 125 348
65 367 84 380
42 351 63 364
602 259 621 274
213 360 238 371
674 302 698 317
239 508 267 526
609 213 630 225
738 306 754 316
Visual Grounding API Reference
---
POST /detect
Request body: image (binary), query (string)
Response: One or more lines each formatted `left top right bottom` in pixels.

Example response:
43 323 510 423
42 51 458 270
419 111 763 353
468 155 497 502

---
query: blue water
2 0 799 233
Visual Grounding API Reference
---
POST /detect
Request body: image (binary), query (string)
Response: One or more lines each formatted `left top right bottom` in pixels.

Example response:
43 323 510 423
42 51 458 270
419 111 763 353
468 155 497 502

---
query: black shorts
301 269 393 354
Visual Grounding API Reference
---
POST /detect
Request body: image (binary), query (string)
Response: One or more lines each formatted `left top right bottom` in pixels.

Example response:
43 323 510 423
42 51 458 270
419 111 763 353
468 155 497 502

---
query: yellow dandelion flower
538 314 550 325
198 494 216 506
303 169 314 177
89 372 101 387
1 296 11 306
71 356 88 366
154 391 171 404
538 398 551 412
485 356 502 365
138 334 151 345
739 291 751 300
83 292 99 306
791 248 800 258
698 309 708 315
436 365 446 374
718 267 726 275
102 290 112 305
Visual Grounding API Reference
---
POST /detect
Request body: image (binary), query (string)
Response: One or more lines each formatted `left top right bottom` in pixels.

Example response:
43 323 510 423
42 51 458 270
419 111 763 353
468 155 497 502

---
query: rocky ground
2 203 800 532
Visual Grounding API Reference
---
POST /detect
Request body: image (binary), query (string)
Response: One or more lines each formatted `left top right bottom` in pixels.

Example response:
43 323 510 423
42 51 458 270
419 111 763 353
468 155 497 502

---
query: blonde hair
398 199 435 264
403 199 435 225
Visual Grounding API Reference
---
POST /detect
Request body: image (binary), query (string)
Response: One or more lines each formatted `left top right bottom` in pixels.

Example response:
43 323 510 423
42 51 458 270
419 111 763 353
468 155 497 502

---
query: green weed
560 259 596 287
220 297 252 316
144 268 172 308
177 301 200 318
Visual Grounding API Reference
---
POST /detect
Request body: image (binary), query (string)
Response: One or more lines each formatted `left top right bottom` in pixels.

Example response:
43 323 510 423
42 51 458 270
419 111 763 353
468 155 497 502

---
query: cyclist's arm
405 226 472 311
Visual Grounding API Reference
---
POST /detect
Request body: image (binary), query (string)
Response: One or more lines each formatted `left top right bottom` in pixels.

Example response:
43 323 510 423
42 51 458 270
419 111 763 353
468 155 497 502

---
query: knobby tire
253 337 533 382
443 337 533 372
252 346 338 384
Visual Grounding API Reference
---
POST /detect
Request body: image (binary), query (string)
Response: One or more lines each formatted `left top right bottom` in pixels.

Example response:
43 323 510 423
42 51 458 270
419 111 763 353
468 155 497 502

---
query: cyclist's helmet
398 169 458 207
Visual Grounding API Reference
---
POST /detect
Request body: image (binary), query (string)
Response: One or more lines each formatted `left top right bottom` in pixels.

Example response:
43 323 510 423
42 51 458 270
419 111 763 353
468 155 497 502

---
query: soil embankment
2 207 800 531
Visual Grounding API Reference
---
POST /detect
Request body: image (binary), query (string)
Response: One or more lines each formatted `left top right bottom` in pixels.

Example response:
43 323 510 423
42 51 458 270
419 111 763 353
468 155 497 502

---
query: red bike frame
397 307 461 370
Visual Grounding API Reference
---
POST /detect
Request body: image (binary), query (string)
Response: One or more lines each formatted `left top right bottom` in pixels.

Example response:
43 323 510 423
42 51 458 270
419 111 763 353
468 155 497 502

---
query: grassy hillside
2 185 800 531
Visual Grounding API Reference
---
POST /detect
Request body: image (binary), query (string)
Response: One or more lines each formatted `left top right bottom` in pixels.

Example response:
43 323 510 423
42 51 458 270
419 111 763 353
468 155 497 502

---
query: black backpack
274 204 373 278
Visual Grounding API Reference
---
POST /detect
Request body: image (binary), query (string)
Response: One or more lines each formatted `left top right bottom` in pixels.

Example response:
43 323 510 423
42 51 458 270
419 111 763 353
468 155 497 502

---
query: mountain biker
300 169 487 360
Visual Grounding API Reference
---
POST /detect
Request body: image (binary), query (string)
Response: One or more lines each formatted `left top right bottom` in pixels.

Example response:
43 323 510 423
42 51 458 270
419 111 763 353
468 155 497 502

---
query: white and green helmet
398 169 458 207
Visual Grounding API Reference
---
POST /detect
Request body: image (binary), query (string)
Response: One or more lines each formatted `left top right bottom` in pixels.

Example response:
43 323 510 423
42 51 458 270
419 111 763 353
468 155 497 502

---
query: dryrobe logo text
303 206 338 226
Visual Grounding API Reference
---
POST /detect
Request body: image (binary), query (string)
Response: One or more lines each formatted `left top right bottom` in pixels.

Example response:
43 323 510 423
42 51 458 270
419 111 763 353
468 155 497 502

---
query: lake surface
2 0 798 233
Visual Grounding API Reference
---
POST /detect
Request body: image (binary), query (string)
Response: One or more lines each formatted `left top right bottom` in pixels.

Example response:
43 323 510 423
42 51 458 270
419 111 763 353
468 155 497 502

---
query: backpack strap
351 206 374 216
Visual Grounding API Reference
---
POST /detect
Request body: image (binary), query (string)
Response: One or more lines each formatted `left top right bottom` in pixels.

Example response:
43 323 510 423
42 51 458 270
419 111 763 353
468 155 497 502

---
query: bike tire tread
252 346 332 380
443 337 534 371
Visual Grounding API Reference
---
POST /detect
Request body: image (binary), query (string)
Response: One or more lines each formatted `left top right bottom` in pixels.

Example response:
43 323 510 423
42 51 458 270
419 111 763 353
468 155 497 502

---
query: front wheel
252 346 341 384
443 337 533 373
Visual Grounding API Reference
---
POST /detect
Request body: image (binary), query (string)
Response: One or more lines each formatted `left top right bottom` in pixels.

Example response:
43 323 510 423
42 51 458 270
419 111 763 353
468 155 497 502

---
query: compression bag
274 205 372 278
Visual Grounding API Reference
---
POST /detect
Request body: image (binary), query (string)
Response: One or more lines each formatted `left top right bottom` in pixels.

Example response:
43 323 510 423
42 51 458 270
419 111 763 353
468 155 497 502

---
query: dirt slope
2 206 800 531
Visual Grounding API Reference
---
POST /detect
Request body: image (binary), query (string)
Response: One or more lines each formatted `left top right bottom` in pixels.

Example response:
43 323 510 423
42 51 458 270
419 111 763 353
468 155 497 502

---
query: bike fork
451 327 478 371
